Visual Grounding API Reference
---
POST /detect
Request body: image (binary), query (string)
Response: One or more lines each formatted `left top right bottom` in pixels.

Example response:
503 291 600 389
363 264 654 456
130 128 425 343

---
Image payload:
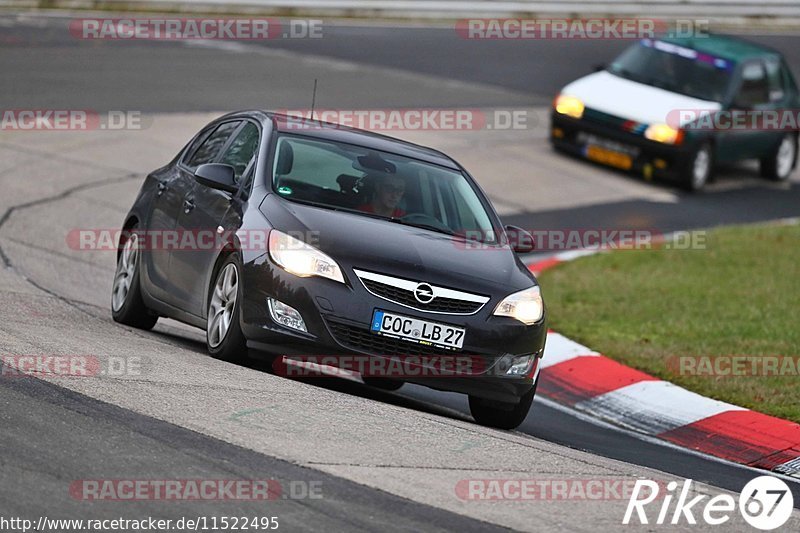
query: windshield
271 134 499 243
608 39 734 102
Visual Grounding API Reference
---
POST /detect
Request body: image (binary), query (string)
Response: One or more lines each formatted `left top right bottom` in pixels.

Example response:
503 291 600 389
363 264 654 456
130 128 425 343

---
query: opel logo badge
414 283 435 304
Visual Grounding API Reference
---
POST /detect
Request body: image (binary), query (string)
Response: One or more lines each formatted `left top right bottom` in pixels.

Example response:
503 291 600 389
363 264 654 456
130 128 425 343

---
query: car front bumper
238 254 547 404
550 112 696 182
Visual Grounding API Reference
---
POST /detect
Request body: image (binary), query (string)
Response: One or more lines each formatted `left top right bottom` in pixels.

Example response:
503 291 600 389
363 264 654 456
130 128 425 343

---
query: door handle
183 199 195 213
156 181 167 196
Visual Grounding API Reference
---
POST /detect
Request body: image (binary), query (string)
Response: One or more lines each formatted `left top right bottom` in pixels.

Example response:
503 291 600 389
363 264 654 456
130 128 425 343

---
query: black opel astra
112 111 547 429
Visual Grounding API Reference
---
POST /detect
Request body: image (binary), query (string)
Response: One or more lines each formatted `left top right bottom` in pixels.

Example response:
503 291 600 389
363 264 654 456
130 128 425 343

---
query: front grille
327 319 478 358
354 269 489 315
584 108 647 136
361 278 483 314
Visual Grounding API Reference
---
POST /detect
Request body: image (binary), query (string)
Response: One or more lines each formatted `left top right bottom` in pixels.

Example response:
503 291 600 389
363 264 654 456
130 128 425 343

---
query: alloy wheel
112 234 139 312
691 147 711 190
776 136 796 179
208 263 238 348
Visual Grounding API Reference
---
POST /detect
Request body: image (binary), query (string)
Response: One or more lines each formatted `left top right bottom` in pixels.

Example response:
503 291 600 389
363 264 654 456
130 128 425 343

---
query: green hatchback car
550 34 799 190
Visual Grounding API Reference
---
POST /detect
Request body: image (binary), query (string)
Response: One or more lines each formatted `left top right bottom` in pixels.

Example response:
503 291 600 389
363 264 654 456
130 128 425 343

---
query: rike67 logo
624 476 794 530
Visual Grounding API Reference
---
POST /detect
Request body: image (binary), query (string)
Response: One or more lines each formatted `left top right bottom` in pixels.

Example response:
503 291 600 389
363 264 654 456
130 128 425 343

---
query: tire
760 134 797 181
206 255 248 363
362 377 404 391
469 378 538 430
679 143 713 191
111 227 158 330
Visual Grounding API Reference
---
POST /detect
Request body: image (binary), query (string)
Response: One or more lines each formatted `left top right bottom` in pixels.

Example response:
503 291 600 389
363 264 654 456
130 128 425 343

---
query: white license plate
576 132 640 157
370 310 465 350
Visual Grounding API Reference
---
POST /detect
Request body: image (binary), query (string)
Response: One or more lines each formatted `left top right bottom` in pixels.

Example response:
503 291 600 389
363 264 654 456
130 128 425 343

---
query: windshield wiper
387 217 458 237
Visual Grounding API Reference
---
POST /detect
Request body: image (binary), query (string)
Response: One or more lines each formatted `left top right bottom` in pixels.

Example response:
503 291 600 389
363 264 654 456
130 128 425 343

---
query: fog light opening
268 298 307 333
505 354 537 377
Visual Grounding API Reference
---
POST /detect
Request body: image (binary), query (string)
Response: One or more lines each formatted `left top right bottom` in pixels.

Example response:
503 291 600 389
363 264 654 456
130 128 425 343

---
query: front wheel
469 379 537 430
760 134 797 181
206 255 248 363
679 143 713 191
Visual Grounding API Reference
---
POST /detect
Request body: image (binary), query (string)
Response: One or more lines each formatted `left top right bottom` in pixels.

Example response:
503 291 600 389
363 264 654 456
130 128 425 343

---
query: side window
219 122 260 184
276 138 355 189
182 128 214 166
764 58 786 102
734 62 769 107
184 121 241 171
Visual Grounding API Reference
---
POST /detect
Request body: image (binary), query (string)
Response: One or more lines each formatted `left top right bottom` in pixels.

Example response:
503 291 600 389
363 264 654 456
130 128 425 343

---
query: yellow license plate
585 145 632 170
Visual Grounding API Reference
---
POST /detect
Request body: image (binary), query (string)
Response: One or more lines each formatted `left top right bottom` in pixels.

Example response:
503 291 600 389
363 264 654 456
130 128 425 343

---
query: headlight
554 94 585 119
645 123 683 145
493 286 544 325
268 230 345 283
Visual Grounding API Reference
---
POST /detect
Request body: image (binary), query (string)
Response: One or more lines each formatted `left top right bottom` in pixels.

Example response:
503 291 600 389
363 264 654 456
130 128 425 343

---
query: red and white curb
529 250 800 480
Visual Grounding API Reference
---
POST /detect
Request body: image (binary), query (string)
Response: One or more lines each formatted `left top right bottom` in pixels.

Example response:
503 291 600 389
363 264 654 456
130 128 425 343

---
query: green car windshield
608 39 734 102
271 133 500 244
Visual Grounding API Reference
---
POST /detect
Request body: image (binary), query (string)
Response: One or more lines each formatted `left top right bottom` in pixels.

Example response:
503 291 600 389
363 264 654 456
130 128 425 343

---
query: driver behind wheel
359 173 407 218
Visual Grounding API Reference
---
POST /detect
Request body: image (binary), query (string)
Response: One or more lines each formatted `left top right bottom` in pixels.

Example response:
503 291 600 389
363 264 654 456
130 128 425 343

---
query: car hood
260 194 535 295
561 70 722 126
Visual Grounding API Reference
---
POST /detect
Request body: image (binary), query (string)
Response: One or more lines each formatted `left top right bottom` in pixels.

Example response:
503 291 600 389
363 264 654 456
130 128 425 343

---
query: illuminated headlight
493 286 544 325
268 230 344 283
554 94 585 119
645 123 683 145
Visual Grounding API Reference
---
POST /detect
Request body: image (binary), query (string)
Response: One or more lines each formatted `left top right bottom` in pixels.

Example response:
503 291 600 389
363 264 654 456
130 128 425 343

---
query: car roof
657 34 782 63
226 110 461 170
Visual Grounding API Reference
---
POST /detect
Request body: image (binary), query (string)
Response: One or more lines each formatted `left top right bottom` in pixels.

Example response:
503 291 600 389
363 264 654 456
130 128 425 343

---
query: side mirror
194 163 237 193
505 225 535 254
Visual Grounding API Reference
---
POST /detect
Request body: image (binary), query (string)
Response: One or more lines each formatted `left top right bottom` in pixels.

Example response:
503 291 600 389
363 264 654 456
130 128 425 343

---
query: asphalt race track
1 11 799 531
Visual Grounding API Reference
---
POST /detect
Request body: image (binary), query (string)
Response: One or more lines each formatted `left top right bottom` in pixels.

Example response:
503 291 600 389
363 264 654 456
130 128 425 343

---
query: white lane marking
554 248 605 262
541 331 599 368
574 380 746 435
534 395 800 487
775 456 800 478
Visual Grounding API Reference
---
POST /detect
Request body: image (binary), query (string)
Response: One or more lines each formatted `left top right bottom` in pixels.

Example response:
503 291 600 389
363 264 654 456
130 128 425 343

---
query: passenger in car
358 174 407 218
